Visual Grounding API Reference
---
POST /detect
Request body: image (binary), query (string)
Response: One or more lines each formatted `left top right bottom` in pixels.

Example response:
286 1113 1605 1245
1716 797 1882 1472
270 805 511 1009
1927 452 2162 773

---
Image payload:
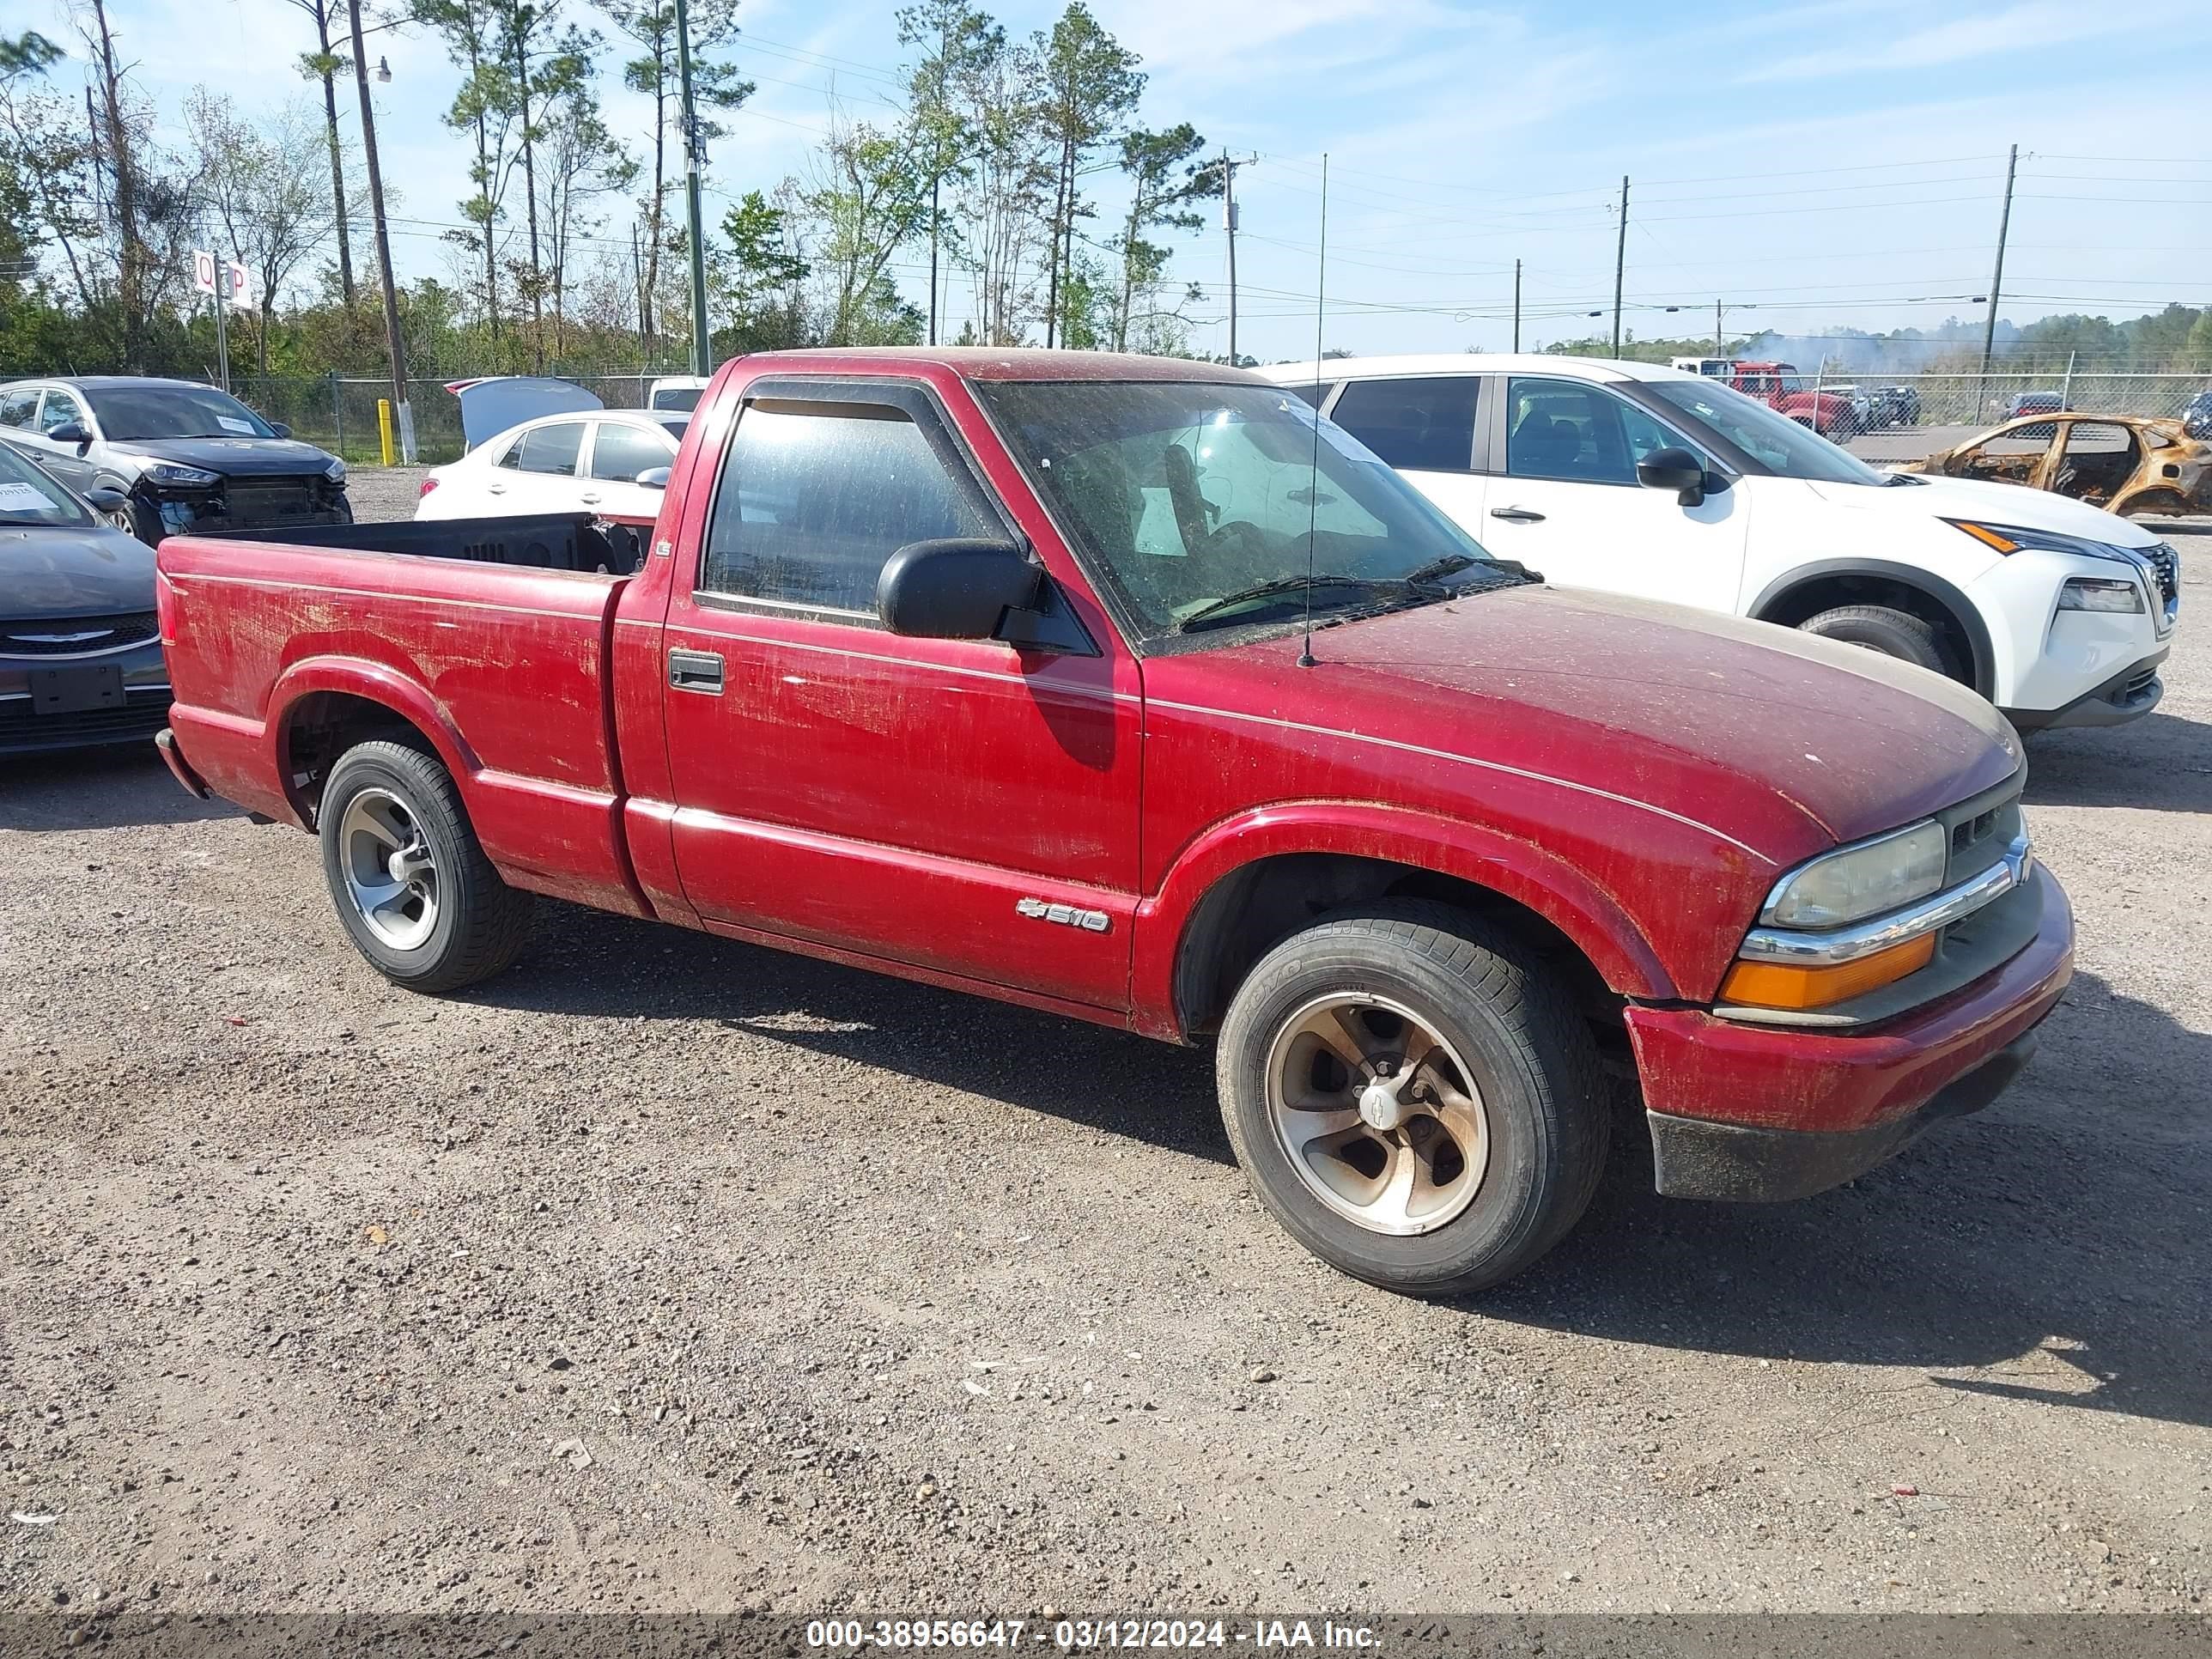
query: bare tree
533 82 634 358
947 27 1048 345
590 0 750 358
280 0 356 303
189 93 348 370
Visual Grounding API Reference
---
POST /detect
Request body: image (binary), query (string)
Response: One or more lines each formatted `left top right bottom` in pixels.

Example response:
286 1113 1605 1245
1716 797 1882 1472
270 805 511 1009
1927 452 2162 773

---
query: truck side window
1329 377 1479 471
699 403 996 617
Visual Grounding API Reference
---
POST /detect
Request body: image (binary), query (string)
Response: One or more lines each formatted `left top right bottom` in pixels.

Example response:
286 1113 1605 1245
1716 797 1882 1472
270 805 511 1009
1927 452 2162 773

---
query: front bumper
0 640 172 756
2005 646 2166 731
145 478 351 539
1626 866 2073 1201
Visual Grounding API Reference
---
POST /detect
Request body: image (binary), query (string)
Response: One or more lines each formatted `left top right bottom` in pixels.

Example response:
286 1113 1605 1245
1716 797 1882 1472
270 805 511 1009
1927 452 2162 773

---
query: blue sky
45 0 2212 362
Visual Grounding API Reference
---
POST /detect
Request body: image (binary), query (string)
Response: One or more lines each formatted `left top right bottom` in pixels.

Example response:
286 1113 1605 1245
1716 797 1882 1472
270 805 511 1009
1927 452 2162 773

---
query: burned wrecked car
0 377 350 545
1895 411 2212 518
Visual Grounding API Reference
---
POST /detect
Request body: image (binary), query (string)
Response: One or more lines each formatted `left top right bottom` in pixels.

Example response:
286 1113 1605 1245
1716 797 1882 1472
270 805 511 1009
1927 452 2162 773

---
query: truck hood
1178 583 2022 866
1830 472 2161 547
0 523 157 620
112 437 340 479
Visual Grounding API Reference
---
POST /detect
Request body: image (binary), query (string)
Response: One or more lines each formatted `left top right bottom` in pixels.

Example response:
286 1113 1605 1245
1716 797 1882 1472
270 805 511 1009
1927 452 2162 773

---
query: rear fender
269 655 480 827
1131 801 1675 1042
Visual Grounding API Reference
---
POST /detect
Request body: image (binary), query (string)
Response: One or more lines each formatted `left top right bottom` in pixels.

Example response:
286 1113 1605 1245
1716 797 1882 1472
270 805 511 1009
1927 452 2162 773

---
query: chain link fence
1790 369 2209 434
228 372 692 465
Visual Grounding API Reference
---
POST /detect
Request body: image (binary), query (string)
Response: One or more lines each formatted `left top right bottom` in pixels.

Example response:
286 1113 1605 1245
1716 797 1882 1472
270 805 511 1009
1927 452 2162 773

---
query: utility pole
632 222 649 390
1610 174 1628 359
676 0 713 377
1512 258 1522 353
1714 297 1723 359
347 0 412 462
1222 151 1241 366
1979 143 2018 378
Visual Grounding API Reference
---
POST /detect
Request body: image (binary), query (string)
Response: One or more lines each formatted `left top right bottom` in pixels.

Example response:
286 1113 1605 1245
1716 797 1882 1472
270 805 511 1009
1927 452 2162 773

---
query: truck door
656 377 1141 1014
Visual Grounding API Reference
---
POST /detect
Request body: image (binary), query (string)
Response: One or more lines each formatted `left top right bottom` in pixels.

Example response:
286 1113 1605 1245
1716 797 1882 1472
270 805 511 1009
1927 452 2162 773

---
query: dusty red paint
155 347 2072 1143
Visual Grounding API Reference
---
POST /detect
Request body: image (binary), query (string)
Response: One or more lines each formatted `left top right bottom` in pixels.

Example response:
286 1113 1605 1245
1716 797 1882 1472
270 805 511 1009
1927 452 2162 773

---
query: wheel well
1174 854 1623 1048
281 691 436 827
1756 572 1984 692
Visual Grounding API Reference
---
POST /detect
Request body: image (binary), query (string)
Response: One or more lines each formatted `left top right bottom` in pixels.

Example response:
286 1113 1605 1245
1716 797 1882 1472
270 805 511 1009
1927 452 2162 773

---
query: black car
0 376 350 546
0 442 171 755
2183 388 2212 441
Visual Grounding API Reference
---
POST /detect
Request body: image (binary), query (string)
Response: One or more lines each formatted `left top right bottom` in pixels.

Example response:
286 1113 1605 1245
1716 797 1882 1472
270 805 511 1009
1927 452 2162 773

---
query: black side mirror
635 465 672 490
1638 446 1711 507
48 421 91 448
85 485 129 513
270 422 292 439
877 538 1038 640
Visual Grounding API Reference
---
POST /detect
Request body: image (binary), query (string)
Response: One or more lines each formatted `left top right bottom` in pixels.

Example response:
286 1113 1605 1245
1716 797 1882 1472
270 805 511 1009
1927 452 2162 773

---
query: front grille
225 478 317 523
1938 778 2023 888
0 611 158 656
0 689 173 753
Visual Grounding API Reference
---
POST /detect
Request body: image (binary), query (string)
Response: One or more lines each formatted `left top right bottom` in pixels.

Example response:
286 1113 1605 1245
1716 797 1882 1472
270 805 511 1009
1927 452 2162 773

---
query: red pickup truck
152 349 2071 1295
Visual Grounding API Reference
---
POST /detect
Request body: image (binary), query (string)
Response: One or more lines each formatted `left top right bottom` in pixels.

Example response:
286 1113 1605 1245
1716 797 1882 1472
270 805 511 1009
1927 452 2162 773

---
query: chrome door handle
668 648 724 694
487 483 507 495
1490 506 1546 523
579 492 601 505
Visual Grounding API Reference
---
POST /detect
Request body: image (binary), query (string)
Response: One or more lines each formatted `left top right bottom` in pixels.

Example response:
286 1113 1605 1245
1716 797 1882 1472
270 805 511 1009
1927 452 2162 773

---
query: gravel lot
2 482 2208 1626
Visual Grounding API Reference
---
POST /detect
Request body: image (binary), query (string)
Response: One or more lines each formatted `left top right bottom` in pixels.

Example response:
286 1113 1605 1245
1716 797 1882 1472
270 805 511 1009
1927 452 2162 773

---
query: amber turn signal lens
1718 933 1936 1011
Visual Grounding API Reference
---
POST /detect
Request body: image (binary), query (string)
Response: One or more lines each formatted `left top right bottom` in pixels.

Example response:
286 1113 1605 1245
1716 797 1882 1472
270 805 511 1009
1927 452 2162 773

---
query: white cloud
1742 1 2116 82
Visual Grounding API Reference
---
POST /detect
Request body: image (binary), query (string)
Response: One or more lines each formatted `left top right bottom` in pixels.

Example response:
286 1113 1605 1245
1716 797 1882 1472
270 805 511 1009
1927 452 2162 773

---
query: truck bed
156 514 647 917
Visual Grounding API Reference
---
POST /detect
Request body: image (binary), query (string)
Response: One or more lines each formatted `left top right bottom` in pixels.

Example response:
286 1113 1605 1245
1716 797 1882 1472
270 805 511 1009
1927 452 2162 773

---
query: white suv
1256 355 2179 730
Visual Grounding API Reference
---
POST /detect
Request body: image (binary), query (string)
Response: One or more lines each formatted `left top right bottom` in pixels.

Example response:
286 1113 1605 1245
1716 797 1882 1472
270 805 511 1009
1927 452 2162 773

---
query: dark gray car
0 376 350 546
0 443 171 755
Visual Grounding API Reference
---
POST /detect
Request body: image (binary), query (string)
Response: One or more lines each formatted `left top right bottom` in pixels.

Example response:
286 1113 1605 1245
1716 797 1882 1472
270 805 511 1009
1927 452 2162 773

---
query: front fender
1130 800 1677 1042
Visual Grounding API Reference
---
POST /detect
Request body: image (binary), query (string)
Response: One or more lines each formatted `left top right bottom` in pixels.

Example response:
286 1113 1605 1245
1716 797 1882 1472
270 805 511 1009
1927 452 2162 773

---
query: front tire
319 739 533 993
1215 902 1608 1297
1798 603 1953 678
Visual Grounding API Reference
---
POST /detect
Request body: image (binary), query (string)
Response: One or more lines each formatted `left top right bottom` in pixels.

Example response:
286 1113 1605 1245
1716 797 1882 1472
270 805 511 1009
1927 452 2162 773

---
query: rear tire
319 739 533 993
1215 901 1608 1297
1798 604 1953 678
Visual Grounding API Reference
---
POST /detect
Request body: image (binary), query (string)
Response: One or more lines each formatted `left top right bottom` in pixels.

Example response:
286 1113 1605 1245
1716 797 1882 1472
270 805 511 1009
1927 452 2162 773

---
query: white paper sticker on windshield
0 481 53 512
217 416 255 434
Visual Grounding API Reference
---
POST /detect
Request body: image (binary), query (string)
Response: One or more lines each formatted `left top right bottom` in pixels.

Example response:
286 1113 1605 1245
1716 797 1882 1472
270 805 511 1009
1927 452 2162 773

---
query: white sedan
416 410 687 523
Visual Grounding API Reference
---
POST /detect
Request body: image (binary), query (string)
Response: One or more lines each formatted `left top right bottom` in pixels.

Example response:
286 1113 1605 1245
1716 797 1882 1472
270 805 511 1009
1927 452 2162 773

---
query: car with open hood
0 376 350 546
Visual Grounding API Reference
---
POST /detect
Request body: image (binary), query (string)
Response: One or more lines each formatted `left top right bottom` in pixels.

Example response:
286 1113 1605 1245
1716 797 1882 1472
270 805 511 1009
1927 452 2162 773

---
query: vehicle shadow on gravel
472 900 1237 1166
1481 969 2212 1431
0 748 241 830
2024 712 2212 811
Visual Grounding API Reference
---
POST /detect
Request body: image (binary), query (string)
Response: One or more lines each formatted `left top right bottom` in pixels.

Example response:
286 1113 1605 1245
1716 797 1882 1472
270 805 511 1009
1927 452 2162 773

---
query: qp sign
191 248 218 296
225 261 252 311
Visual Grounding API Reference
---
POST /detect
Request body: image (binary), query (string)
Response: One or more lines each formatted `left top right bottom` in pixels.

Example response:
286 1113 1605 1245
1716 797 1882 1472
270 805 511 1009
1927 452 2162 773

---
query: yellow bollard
377 398 395 468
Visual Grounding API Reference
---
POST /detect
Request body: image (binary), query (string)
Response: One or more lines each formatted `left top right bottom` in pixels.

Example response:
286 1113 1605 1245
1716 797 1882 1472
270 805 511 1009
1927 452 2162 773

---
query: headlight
144 462 221 488
1759 819 1947 930
1944 519 2148 565
2057 575 2144 614
325 458 347 483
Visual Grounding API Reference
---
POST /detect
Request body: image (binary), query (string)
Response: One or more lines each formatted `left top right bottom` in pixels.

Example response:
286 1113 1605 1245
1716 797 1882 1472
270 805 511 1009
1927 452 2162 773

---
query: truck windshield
977 380 1501 641
1646 380 1887 486
83 385 277 441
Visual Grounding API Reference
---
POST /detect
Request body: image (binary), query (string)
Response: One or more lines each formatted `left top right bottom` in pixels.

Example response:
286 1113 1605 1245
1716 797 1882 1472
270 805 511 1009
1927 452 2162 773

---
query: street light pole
676 0 713 377
347 0 412 461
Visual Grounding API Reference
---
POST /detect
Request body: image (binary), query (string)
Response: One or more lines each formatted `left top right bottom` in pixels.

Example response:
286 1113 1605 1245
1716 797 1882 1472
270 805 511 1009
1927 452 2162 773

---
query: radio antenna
1297 153 1328 670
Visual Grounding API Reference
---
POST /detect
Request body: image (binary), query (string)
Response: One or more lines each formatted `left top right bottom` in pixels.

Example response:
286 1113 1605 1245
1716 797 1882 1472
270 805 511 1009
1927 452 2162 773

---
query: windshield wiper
1176 574 1424 634
1401 553 1478 584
